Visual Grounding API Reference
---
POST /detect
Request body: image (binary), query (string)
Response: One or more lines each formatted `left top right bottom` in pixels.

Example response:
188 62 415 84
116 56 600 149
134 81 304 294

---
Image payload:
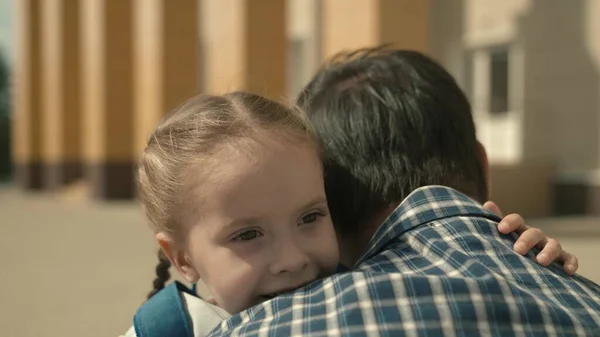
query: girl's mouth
258 292 283 301
262 291 285 299
260 280 315 300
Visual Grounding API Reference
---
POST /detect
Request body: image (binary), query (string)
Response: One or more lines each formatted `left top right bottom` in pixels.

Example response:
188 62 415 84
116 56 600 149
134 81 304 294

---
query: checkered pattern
208 186 600 336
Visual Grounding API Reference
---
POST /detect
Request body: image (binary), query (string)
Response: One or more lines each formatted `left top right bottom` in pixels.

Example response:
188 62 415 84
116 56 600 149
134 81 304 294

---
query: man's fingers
498 213 528 234
483 201 503 218
535 238 562 266
513 227 545 255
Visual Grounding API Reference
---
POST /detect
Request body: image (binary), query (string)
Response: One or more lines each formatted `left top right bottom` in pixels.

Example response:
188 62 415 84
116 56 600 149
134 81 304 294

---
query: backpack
133 281 197 337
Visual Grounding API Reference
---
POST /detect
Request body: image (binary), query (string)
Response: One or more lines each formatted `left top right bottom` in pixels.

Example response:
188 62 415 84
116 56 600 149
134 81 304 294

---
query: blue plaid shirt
208 186 600 336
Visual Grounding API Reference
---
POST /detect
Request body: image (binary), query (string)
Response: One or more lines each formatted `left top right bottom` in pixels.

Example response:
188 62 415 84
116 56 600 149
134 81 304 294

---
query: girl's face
170 138 339 314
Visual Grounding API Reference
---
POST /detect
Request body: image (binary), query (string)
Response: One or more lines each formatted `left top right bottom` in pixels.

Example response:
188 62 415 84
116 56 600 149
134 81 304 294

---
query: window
468 45 511 115
490 49 509 114
467 44 523 164
287 38 307 98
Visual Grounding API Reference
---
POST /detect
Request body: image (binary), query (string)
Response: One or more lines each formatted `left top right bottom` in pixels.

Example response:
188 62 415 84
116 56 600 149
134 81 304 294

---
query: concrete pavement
0 187 599 337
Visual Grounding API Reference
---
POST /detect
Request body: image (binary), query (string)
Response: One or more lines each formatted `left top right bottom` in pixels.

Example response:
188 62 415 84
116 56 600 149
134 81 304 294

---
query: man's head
297 48 489 264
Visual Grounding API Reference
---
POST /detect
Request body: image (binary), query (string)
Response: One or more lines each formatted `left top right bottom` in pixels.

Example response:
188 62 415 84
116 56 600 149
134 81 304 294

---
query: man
207 48 600 336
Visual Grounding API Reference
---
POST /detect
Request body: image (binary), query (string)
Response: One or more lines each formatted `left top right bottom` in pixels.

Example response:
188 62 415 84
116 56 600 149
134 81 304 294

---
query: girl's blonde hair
137 91 314 298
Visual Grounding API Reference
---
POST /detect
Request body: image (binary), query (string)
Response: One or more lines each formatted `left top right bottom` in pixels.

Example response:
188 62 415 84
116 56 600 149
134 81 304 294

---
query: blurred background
0 0 599 336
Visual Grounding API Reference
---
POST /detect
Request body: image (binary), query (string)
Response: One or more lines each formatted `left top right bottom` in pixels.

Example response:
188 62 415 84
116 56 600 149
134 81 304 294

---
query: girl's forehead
188 135 321 184
187 139 325 218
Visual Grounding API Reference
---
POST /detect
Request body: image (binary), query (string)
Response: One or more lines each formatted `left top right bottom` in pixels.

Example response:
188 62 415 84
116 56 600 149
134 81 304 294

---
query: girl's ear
156 232 200 283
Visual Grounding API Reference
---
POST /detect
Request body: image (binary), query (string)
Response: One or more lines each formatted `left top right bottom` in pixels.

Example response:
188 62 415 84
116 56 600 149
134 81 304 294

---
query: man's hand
483 201 579 275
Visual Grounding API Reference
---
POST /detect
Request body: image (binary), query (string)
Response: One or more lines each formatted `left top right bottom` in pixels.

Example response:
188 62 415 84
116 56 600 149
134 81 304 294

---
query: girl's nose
269 241 310 275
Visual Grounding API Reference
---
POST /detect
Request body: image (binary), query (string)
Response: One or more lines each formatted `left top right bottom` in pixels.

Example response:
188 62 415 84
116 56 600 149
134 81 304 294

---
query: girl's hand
484 201 579 275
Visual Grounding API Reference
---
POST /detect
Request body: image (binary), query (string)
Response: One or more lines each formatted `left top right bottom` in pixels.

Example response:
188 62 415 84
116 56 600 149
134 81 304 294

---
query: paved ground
0 187 599 337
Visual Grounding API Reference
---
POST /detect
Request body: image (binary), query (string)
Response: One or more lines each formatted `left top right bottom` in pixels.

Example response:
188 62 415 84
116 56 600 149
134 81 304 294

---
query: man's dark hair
297 47 487 237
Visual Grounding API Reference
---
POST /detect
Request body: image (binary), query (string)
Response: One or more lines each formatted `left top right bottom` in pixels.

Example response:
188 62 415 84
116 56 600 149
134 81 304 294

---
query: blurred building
433 0 600 216
9 0 600 217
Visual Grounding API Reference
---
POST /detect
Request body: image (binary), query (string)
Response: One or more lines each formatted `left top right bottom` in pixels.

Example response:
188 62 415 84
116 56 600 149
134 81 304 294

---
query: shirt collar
355 185 501 266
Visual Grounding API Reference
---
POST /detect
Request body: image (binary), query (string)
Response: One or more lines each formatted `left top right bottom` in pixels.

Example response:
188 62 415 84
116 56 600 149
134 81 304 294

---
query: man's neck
339 204 399 267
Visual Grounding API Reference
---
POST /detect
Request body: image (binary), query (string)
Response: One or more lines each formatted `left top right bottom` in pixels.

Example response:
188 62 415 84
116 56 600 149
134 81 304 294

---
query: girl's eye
300 212 322 225
233 230 262 241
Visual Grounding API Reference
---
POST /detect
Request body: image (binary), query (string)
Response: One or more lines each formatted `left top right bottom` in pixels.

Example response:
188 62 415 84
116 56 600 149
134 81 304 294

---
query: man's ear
477 141 491 200
156 232 200 283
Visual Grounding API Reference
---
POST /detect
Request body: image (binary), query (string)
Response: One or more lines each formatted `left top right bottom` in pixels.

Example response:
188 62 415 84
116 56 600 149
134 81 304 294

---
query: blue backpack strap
134 281 196 337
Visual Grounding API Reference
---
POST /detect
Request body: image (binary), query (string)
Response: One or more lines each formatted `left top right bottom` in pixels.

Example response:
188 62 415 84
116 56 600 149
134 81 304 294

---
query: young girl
124 92 577 337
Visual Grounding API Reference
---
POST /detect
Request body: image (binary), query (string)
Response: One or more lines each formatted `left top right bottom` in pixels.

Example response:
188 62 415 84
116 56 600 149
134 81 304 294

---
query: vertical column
13 0 43 189
81 0 135 200
202 0 286 100
133 0 199 154
321 0 430 60
40 0 82 190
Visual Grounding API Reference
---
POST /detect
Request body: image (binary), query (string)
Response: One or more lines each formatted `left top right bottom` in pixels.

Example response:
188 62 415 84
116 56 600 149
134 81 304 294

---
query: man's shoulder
355 185 500 265
208 268 600 336
207 271 419 336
